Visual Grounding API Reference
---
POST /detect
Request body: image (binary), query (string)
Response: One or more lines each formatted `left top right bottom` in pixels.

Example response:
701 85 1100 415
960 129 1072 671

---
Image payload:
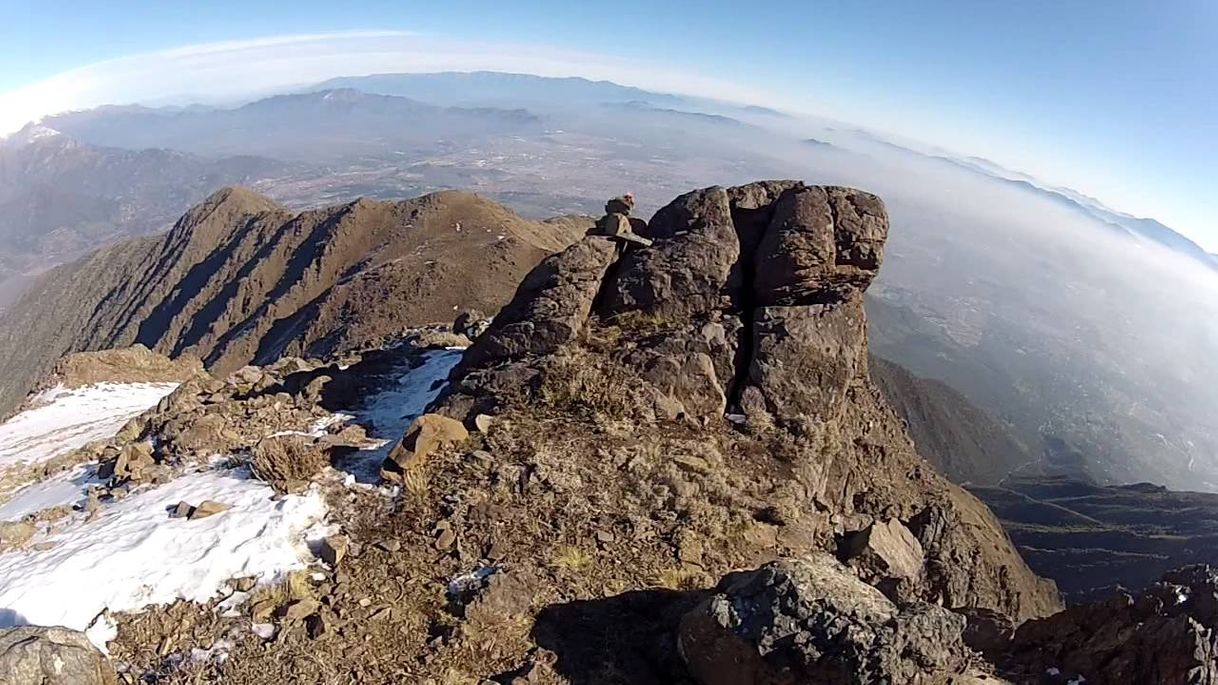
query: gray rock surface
459 236 620 370
0 626 117 685
678 555 974 685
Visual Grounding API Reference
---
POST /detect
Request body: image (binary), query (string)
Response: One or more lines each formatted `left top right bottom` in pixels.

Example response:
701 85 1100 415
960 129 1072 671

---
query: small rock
0 626 118 685
435 529 457 550
672 455 711 475
251 623 276 640
677 533 704 567
595 530 616 544
0 521 35 551
473 414 494 433
170 501 193 519
188 500 230 520
251 600 277 621
305 613 330 640
486 541 506 561
319 535 350 567
277 598 320 622
376 539 402 553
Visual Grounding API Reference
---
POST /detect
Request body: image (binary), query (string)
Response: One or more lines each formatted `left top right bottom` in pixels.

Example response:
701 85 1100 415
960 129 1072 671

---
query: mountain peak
2 121 65 148
191 186 285 217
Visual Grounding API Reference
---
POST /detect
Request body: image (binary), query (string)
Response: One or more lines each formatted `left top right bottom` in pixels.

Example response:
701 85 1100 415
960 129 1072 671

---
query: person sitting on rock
592 192 652 246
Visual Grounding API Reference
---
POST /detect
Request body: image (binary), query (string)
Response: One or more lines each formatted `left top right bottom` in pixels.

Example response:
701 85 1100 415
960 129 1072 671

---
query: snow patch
0 464 96 521
0 466 325 651
0 382 177 474
342 349 462 481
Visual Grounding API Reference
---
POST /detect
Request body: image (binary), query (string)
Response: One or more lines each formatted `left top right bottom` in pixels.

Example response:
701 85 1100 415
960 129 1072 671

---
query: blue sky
2 0 1215 248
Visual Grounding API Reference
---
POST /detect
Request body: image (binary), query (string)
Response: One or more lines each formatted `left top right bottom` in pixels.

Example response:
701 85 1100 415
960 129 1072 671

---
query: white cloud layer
0 30 775 135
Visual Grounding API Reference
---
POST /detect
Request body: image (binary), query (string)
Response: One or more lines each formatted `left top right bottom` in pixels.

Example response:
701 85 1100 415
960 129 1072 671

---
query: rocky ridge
0 187 589 418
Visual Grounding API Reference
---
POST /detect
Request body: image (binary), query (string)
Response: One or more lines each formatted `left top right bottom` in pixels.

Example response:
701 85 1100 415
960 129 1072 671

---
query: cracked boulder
844 518 926 588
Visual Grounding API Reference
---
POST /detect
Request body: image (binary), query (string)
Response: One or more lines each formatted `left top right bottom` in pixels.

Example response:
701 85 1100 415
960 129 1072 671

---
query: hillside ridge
0 186 588 416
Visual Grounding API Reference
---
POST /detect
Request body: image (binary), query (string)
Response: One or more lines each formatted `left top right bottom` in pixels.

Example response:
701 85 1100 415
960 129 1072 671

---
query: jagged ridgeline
0 188 590 417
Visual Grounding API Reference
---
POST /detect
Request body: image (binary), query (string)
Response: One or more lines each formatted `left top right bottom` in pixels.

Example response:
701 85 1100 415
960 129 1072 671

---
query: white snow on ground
0 466 325 650
0 382 177 473
0 464 96 521
0 380 326 652
344 348 462 481
0 351 462 652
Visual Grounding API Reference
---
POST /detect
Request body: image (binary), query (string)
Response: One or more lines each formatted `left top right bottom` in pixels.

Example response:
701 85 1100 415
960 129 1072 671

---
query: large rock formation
440 180 1061 623
0 187 589 416
28 344 205 395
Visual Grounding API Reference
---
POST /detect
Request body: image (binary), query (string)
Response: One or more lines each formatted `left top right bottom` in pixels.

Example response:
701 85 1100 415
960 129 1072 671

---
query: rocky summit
1 181 1214 684
443 181 1061 626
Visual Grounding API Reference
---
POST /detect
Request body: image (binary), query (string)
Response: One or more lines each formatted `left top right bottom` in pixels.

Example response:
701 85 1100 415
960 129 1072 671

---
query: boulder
753 186 886 306
31 345 204 394
459 236 620 370
844 518 925 584
678 555 974 685
0 626 117 685
188 500 230 520
110 442 155 482
605 195 635 215
381 413 470 480
601 186 740 319
319 534 350 567
453 309 490 339
0 521 35 552
742 299 869 425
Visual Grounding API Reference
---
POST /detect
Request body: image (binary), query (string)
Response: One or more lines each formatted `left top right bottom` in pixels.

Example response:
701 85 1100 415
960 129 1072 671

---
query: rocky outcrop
678 555 976 684
439 180 1061 623
0 188 589 417
28 344 204 397
0 626 117 685
1004 565 1218 684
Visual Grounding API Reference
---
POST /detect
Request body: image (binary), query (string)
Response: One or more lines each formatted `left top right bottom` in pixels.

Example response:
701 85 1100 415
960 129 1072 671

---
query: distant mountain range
829 126 1216 271
41 89 542 161
0 125 285 285
932 154 1218 270
311 70 784 121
